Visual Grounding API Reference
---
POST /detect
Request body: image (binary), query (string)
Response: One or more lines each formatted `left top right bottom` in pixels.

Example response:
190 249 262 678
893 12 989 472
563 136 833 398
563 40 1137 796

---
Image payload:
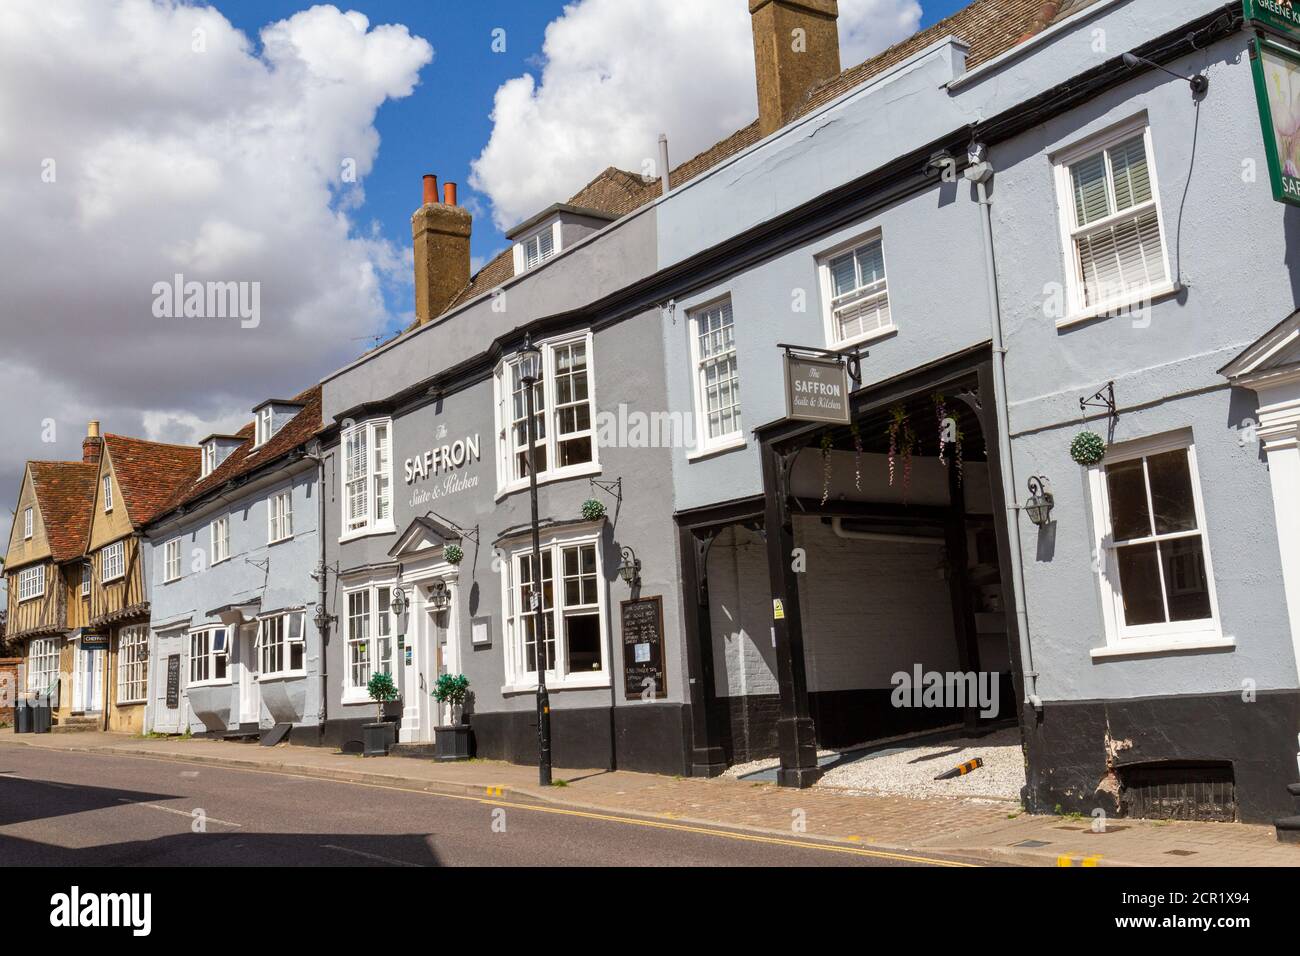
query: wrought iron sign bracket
424 510 479 546
1079 381 1119 439
778 342 867 390
588 476 623 509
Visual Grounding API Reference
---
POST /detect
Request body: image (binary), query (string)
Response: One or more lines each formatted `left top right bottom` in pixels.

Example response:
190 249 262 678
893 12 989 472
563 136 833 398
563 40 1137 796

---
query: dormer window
507 205 615 277
524 226 556 269
255 406 274 447
201 441 217 478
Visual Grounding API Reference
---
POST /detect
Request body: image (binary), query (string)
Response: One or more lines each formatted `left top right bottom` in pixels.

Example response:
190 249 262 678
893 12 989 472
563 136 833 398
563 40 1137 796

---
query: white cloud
0 1 432 524
470 0 922 231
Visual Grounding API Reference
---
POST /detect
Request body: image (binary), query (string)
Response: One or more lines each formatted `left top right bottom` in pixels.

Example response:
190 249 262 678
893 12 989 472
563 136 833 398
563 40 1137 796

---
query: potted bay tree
363 671 399 757
433 673 472 761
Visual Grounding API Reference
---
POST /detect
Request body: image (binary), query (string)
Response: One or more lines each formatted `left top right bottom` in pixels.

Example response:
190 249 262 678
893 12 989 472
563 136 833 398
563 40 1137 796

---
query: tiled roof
152 385 323 521
27 461 97 562
432 0 1053 321
102 434 201 529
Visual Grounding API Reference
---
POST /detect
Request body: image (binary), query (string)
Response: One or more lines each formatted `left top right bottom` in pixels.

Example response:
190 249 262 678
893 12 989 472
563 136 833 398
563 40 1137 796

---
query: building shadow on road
0 828 444 867
0 773 181 827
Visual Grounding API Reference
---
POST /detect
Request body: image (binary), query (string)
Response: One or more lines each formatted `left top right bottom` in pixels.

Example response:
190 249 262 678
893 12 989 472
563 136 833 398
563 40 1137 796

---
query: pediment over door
1220 308 1300 389
388 515 460 559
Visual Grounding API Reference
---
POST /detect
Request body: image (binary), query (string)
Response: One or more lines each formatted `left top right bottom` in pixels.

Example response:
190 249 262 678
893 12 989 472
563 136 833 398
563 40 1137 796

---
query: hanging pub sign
783 352 851 424
1247 2 1300 205
1245 0 1300 39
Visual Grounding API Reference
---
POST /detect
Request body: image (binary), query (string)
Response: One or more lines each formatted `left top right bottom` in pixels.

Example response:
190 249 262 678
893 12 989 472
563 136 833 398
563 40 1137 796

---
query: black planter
434 724 473 761
15 701 31 734
362 721 395 757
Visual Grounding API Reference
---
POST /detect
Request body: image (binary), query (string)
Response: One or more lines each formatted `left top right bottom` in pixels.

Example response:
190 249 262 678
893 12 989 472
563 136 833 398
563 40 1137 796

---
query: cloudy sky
0 0 952 553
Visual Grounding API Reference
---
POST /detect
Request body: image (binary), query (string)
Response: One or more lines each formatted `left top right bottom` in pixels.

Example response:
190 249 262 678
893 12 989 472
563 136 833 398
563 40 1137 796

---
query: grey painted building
141 390 325 740
300 0 1299 827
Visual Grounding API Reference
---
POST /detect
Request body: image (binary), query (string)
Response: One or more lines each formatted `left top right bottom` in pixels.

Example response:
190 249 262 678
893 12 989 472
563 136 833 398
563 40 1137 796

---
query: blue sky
214 0 968 332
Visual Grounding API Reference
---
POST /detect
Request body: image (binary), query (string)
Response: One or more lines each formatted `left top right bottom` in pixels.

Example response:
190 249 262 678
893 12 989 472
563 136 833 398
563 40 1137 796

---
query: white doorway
398 576 458 743
237 625 261 726
73 640 104 714
151 632 186 734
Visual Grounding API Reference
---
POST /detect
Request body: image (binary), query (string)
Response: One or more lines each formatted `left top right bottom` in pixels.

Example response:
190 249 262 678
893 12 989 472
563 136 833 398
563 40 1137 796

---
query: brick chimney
82 421 102 465
412 174 472 325
750 0 842 137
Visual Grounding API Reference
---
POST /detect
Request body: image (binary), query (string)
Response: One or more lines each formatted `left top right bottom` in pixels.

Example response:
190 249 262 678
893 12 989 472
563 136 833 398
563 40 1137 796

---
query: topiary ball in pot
1070 430 1106 466
444 543 463 565
581 498 606 521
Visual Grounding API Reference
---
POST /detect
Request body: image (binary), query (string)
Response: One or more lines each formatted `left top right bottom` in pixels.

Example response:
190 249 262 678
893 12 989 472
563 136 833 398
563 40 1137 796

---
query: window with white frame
688 300 742 451
101 541 124 583
503 538 606 687
102 474 113 512
23 506 32 539
27 637 58 696
81 562 91 597
255 406 274 447
258 610 306 677
201 441 217 478
163 538 181 583
495 333 597 489
117 625 148 703
268 489 293 543
210 514 230 564
1089 432 1219 645
188 626 229 685
17 565 44 602
342 419 393 536
520 223 558 272
1055 123 1170 319
820 235 892 347
344 585 397 697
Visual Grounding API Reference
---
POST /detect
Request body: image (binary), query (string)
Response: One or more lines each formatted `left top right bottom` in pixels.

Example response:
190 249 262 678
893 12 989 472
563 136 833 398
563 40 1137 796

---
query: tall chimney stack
83 421 102 465
750 0 841 137
412 173 472 325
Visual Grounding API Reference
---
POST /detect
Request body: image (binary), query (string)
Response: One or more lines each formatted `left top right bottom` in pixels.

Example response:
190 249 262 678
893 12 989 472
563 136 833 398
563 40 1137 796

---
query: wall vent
1118 761 1236 822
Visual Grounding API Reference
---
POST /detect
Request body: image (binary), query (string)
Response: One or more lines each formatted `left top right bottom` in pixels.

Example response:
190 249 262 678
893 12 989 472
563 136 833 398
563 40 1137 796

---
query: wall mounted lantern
427 581 451 611
391 586 408 618
618 546 642 588
1024 476 1055 528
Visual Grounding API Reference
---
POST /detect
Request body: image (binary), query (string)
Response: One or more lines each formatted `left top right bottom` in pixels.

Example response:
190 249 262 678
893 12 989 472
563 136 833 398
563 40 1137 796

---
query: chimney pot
422 174 438 206
443 182 457 206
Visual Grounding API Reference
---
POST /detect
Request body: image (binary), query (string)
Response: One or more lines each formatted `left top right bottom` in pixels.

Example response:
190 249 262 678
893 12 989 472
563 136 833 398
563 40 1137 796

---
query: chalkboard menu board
621 596 666 700
165 654 181 709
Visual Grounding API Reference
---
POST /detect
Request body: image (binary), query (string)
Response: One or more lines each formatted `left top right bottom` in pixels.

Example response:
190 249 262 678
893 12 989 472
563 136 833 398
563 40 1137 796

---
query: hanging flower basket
444 543 463 565
1070 430 1106 466
581 498 607 521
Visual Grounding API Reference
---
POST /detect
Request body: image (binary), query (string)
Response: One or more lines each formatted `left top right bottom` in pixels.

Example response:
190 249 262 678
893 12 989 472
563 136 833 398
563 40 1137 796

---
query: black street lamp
518 334 552 786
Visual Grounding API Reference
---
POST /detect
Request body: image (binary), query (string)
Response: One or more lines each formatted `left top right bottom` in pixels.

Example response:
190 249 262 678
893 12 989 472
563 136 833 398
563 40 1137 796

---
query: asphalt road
0 743 977 867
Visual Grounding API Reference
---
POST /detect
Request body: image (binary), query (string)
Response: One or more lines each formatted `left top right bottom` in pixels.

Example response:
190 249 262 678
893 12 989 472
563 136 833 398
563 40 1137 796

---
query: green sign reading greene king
1250 34 1300 205
1245 0 1300 38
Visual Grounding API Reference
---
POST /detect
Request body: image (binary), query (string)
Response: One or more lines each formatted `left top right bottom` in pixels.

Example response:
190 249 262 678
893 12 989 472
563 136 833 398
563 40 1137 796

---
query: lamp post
518 334 552 786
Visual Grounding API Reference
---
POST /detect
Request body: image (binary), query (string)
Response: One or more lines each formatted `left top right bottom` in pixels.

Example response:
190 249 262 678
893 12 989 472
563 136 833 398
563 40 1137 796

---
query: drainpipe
964 153 1041 710
658 134 671 196
303 445 329 732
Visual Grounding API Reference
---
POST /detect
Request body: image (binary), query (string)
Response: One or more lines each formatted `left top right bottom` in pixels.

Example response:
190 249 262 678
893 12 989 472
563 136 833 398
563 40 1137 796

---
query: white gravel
728 727 1026 802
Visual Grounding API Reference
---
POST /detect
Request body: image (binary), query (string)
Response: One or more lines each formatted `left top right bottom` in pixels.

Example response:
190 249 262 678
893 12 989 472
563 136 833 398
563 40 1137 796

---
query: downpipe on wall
964 153 1041 711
